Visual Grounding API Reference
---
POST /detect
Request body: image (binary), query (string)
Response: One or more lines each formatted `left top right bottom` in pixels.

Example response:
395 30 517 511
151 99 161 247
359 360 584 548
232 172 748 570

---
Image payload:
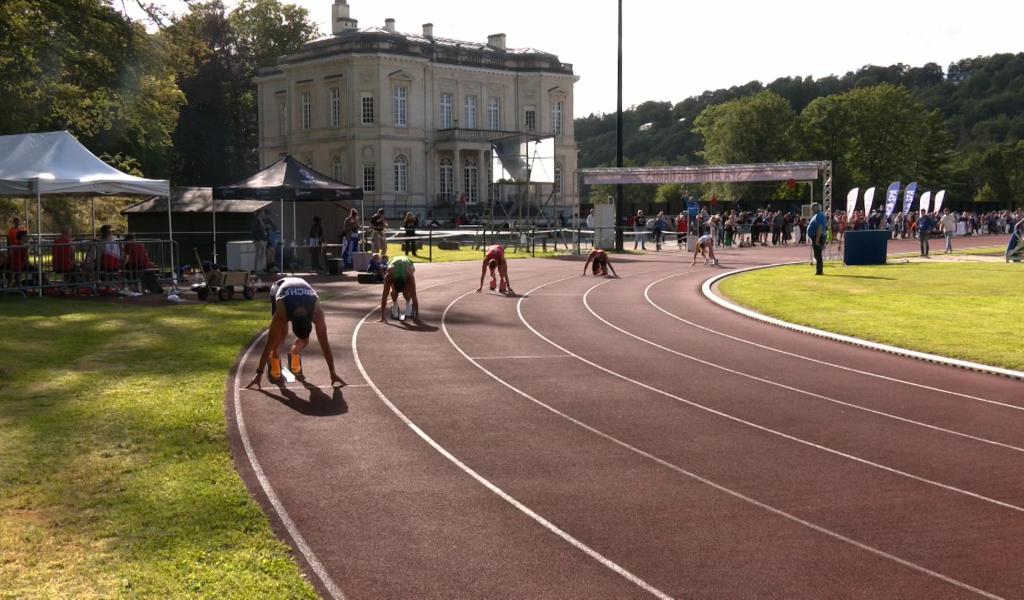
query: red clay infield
225 236 1023 600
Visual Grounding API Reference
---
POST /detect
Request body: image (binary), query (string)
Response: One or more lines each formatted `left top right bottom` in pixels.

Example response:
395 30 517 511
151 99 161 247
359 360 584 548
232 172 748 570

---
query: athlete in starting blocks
246 277 346 389
477 244 514 294
582 248 618 277
380 255 420 323
691 234 718 266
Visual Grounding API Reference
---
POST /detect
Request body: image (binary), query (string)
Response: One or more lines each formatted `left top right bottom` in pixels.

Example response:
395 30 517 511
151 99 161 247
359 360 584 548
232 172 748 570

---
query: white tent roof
0 131 170 197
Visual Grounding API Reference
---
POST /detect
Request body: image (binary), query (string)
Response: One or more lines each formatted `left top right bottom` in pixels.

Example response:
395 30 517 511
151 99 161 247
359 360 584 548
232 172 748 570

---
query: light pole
615 0 624 252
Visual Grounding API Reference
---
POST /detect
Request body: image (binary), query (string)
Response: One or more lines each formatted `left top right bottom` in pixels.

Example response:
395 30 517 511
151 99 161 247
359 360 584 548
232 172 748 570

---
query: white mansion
256 0 580 222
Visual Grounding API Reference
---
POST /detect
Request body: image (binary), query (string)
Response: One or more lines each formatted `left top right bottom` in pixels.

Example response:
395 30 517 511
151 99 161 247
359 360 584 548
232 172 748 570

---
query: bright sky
125 0 1023 117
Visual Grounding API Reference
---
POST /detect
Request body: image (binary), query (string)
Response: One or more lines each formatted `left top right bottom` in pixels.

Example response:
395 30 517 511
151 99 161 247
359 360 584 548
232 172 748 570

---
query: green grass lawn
0 300 317 599
380 240 574 263
719 262 1024 371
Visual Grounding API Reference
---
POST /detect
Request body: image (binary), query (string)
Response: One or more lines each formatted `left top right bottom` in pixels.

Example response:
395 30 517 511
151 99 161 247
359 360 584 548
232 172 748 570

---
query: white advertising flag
920 191 932 213
933 190 946 213
863 187 877 215
846 188 859 215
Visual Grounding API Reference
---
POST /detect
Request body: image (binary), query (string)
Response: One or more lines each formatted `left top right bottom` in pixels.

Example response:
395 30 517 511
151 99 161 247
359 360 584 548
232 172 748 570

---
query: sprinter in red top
476 244 514 294
582 248 618 277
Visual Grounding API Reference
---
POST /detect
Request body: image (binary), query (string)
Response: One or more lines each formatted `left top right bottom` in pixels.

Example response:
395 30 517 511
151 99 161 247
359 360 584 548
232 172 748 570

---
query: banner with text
902 182 918 215
846 188 859 215
863 187 877 215
884 181 901 218
920 191 932 213
933 190 946 213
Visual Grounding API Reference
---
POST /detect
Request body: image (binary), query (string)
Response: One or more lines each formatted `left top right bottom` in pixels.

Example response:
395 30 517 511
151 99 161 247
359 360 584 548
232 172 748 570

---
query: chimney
331 0 358 35
384 18 395 33
422 23 433 38
487 33 506 50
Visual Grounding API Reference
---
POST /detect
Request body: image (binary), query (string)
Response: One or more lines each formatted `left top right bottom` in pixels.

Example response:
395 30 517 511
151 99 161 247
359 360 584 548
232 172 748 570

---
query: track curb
701 262 1024 382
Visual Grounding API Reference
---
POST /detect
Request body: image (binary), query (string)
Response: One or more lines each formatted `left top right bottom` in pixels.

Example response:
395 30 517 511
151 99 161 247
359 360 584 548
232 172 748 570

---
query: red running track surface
226 236 1023 600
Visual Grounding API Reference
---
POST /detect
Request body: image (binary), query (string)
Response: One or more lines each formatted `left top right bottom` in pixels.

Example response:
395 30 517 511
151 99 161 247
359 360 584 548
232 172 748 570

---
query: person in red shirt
7 216 26 247
9 229 29 273
476 244 514 294
51 227 76 273
123 233 155 270
676 212 688 248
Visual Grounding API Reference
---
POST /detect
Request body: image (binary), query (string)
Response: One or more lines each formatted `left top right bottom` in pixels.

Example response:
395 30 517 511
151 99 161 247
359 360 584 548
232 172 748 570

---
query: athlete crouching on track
476 244 515 294
380 255 420 323
246 277 346 389
691 234 718 266
582 248 618 277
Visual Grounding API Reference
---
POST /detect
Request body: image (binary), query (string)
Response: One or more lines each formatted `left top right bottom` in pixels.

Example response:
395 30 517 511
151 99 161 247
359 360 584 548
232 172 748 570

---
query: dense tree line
0 0 316 230
577 54 1024 208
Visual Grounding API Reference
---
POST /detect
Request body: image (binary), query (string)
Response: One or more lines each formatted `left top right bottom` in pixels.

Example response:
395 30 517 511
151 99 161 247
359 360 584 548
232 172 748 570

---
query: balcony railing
434 128 555 143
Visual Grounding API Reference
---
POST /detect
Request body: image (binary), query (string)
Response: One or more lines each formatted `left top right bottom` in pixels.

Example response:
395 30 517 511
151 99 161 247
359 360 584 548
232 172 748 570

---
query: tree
165 0 318 185
0 0 184 176
694 90 795 165
842 84 929 186
692 91 795 201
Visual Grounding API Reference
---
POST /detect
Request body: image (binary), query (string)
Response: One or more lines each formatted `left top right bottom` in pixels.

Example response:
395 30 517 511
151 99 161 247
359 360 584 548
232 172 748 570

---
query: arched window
332 156 343 181
464 158 478 203
439 157 453 199
394 154 408 193
554 161 563 194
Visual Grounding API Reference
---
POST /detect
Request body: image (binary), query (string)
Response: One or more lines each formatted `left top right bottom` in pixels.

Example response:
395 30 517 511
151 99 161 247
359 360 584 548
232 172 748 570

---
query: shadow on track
257 380 349 416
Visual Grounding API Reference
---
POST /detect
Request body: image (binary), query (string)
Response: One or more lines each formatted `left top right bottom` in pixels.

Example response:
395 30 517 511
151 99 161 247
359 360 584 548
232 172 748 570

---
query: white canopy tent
0 131 173 294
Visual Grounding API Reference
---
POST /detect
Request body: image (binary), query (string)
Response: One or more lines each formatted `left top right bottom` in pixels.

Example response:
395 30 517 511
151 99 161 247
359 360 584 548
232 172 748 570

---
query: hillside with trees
577 54 1024 209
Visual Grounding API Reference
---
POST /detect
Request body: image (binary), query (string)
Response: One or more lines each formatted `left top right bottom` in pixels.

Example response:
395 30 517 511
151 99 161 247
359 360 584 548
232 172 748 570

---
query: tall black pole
615 0 624 251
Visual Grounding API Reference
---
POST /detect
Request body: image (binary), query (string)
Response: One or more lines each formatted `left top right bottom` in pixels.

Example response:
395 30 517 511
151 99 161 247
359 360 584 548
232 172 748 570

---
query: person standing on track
380 255 420 323
246 277 346 389
477 244 514 294
582 248 618 277
691 234 718 266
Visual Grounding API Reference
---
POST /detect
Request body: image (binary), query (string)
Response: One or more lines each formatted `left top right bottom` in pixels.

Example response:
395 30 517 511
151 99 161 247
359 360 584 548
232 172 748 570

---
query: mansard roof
259 27 574 77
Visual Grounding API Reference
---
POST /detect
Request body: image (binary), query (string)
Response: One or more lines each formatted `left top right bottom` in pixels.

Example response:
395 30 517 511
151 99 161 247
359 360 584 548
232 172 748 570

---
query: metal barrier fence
0 238 178 297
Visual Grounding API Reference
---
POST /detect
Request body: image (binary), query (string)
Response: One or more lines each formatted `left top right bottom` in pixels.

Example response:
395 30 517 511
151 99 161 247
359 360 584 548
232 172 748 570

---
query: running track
226 236 1024 599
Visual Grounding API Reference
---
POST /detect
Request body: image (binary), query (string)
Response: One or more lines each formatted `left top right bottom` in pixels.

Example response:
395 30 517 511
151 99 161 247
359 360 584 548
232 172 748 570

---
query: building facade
256 0 579 223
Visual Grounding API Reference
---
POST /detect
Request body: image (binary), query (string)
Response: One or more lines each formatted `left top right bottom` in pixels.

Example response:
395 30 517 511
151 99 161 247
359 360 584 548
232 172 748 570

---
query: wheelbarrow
192 248 257 301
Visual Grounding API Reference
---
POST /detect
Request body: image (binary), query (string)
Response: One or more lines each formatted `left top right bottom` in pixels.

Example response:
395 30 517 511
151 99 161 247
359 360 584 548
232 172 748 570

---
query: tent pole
168 193 176 286
280 197 285 274
91 198 96 237
212 198 217 263
36 179 42 297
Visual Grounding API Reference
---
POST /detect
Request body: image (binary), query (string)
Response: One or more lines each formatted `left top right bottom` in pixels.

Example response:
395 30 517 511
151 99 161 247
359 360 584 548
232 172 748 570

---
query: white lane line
644 273 1024 411
445 277 1002 600
470 354 572 360
233 333 347 600
581 280 1024 455
358 286 674 600
516 280 1024 515
701 265 1024 381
